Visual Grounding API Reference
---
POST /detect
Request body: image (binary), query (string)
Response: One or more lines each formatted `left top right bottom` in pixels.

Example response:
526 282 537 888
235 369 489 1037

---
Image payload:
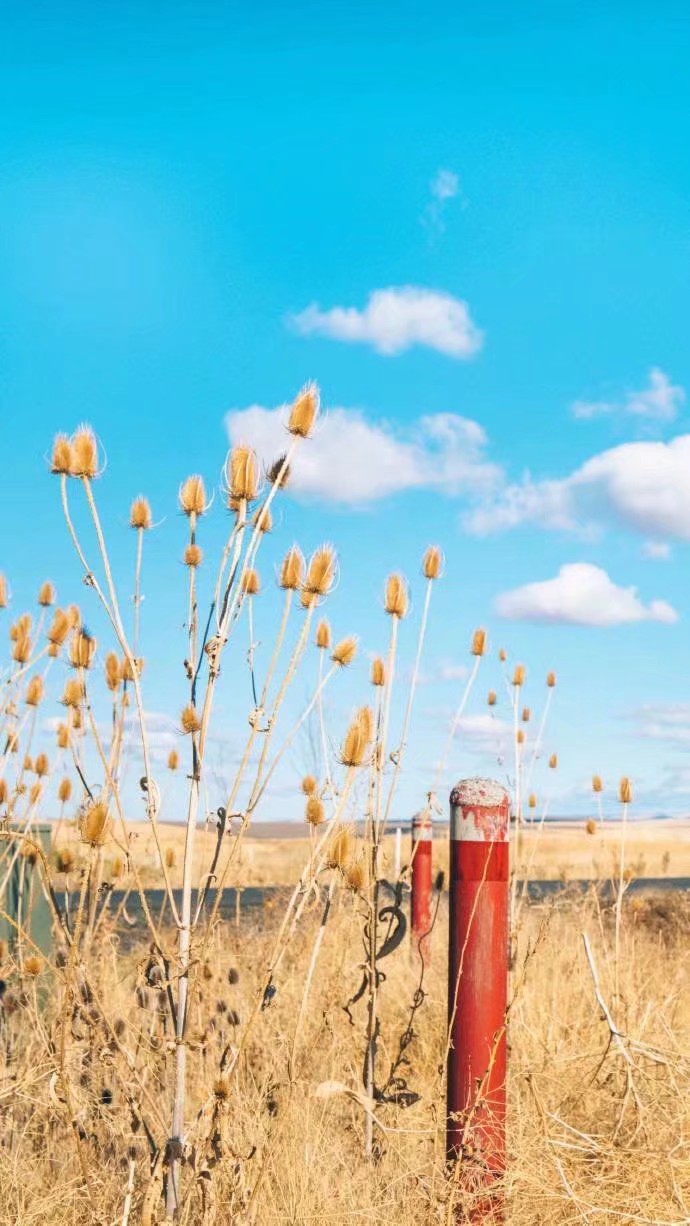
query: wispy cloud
495 562 678 627
422 168 461 236
572 368 685 422
289 286 483 358
226 405 500 505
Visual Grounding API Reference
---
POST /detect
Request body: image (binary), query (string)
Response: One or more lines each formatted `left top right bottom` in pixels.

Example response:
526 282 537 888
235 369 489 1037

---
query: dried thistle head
164 847 176 869
331 636 357 668
384 573 408 619
546 671 556 688
592 774 603 794
62 678 83 709
522 707 531 723
130 496 152 530
304 545 336 601
252 503 272 534
422 545 443 581
56 848 74 873
528 792 537 810
25 676 44 707
12 633 31 665
79 799 111 847
29 782 42 805
35 753 49 778
56 723 70 749
23 755 34 773
105 652 121 693
70 426 99 478
0 574 7 608
167 750 179 771
184 544 203 568
512 664 526 687
181 705 201 735
38 581 55 607
179 475 207 517
499 649 507 663
51 433 73 475
585 818 597 836
0 780 7 805
305 796 325 827
228 446 259 503
315 619 331 650
326 828 352 870
267 454 290 488
69 628 96 670
10 613 31 641
471 628 487 656
345 860 365 892
301 775 317 796
549 753 558 769
288 381 319 438
370 657 385 687
24 956 42 977
279 545 305 591
241 568 260 596
619 776 633 805
111 856 124 879
487 690 497 707
22 840 38 865
58 777 72 803
516 728 525 745
340 710 372 767
47 609 70 647
67 605 81 628
356 704 374 744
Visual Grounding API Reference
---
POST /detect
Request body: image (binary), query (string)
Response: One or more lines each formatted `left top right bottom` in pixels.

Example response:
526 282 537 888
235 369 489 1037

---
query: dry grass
0 889 688 1224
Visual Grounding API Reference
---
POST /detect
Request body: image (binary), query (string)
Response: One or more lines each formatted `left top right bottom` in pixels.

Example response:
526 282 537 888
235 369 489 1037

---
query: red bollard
411 809 433 964
447 778 510 1216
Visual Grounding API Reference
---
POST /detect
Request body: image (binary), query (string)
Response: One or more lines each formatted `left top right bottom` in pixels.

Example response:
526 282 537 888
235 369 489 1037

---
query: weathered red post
410 809 432 964
447 778 510 1216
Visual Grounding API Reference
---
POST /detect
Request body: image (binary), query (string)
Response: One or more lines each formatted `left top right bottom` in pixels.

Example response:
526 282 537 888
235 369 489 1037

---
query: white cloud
289 286 483 358
642 541 672 561
572 368 685 422
431 169 460 201
495 562 678 627
225 404 500 505
632 702 690 747
422 169 462 236
466 433 690 541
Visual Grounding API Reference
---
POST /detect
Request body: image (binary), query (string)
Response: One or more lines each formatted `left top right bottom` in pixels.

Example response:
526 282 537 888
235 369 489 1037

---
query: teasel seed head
24 956 42 977
66 605 80 628
164 847 176 869
384 573 408 619
167 750 179 771
471 628 487 656
326 828 352 870
305 795 325 826
10 613 31 641
0 780 6 805
304 545 337 601
72 706 83 731
340 709 372 767
184 543 203 568
0 574 7 608
181 705 201 735
356 704 374 744
549 753 558 769
499 649 507 663
79 799 112 847
619 776 633 805
512 664 526 687
227 445 259 503
279 545 305 591
267 454 290 488
56 847 74 873
528 792 537 810
111 856 124 879
58 778 72 804
35 753 49 778
56 723 70 749
331 636 357 668
179 475 207 517
516 728 525 745
103 652 119 693
546 671 556 687
252 503 272 534
29 782 42 805
301 775 317 796
61 678 82 709
487 690 497 707
25 676 44 707
51 433 73 475
585 818 597 835
12 633 31 665
70 425 99 478
422 545 443 581
214 1077 230 1101
23 755 34 773
22 841 38 865
38 581 55 607
47 608 70 647
69 628 96 670
345 860 366 892
288 381 319 438
241 568 260 596
315 619 331 650
522 707 531 723
129 496 152 530
592 774 603 794
370 657 386 687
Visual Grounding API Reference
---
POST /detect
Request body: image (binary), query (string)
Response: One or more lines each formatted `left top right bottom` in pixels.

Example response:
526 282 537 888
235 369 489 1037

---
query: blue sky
2 2 690 820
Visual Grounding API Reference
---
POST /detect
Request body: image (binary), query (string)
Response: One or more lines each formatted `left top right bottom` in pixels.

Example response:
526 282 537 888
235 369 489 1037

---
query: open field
51 816 690 888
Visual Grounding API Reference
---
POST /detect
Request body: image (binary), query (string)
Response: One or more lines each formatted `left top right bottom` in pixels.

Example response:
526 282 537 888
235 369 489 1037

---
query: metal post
447 778 510 1216
411 809 432 964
